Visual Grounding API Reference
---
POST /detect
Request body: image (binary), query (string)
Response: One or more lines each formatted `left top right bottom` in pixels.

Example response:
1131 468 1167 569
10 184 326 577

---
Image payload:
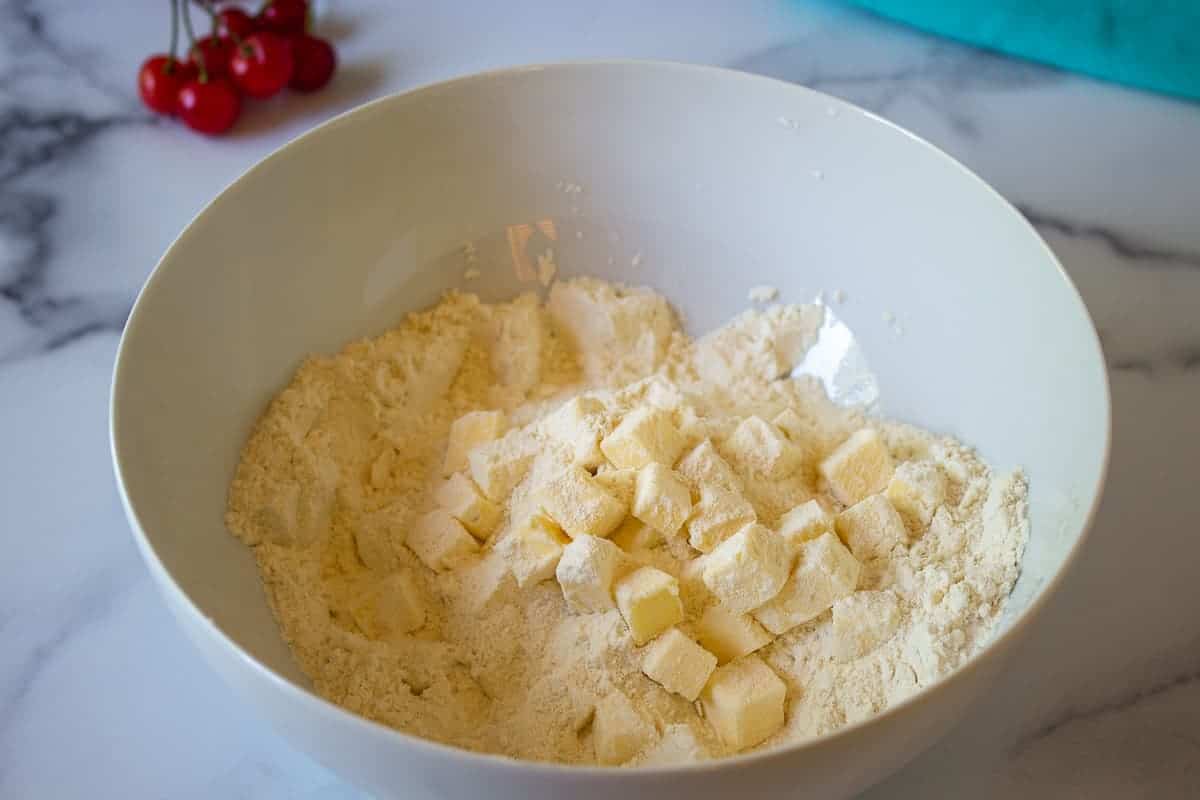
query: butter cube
723 416 803 480
831 590 901 661
678 556 711 611
536 466 627 539
700 655 787 751
642 628 718 701
353 569 425 637
593 467 638 507
594 691 657 766
435 473 501 539
632 463 692 536
443 410 505 475
495 514 569 587
819 428 894 506
408 510 479 572
615 566 684 644
676 439 742 493
696 604 773 665
702 524 791 614
886 461 947 528
610 516 663 553
686 487 756 553
468 435 534 502
455 551 515 613
556 534 624 613
635 724 711 766
753 532 859 635
776 499 833 550
600 406 686 470
835 494 908 561
543 396 608 468
771 407 811 443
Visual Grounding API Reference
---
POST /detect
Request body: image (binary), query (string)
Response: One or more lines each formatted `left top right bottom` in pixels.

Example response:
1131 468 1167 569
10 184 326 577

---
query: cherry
258 0 308 34
138 55 196 115
288 34 336 92
177 77 242 135
229 32 294 98
215 8 257 41
189 35 232 78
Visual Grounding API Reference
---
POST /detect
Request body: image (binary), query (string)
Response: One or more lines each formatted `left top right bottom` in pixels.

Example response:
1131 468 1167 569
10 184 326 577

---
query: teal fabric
842 0 1200 101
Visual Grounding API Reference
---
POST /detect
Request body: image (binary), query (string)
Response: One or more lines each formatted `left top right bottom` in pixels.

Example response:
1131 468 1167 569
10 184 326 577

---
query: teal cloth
842 0 1200 102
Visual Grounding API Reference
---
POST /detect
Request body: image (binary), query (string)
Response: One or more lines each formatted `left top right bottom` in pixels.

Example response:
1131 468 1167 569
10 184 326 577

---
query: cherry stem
167 0 180 68
192 0 249 49
179 0 207 81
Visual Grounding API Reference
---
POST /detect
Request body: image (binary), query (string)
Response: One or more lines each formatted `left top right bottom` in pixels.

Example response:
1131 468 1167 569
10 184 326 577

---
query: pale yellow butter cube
696 604 773 665
835 494 908 561
753 532 859 635
723 416 804 480
435 472 501 539
594 691 657 766
678 556 711 611
353 569 425 637
454 551 515 613
635 724 711 766
468 435 534 502
819 428 894 506
593 467 638 507
702 524 791 614
615 566 684 644
886 461 947 528
700 655 787 751
676 438 743 493
407 510 479 572
642 628 718 701
600 406 686 470
543 396 608 468
610 516 663 553
831 590 901 661
555 534 624 613
776 499 833 549
495 514 569 587
687 487 756 553
633 463 692 536
443 410 506 475
536 466 627 539
771 407 811 443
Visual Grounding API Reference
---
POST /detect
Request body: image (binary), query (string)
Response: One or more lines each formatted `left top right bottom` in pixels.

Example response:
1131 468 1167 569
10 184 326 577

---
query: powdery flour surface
226 277 1028 766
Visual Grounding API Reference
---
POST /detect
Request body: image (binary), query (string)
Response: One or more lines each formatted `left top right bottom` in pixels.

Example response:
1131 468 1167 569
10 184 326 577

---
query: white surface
2 1 1198 798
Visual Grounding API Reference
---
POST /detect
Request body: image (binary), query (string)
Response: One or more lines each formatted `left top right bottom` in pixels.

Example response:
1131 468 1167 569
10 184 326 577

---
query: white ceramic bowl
111 62 1109 799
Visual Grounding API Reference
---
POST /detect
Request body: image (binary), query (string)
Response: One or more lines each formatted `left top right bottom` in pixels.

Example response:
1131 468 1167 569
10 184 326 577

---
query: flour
226 277 1028 766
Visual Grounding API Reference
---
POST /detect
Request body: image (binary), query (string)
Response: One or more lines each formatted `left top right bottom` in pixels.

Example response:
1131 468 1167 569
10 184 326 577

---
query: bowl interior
113 63 1108 714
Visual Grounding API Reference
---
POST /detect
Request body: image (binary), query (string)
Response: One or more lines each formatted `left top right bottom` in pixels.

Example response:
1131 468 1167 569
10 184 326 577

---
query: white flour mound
226 277 1028 765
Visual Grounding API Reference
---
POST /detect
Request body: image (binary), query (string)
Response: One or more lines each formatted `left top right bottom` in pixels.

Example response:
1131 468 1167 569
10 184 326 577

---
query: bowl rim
109 58 1112 778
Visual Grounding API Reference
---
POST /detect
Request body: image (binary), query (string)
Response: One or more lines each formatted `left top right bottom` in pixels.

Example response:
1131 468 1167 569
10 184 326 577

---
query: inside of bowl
114 63 1107 690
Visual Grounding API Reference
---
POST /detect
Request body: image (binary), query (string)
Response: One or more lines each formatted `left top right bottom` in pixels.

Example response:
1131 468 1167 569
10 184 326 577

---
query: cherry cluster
138 0 337 135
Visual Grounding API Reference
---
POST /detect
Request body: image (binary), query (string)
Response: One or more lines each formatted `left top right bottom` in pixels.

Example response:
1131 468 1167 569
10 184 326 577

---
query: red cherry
229 32 294 99
177 77 242 135
189 35 233 78
138 55 196 115
258 0 308 34
288 34 336 92
215 8 257 41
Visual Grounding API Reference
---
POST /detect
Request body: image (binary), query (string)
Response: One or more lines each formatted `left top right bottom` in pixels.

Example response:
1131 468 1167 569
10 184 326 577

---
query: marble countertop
3 0 1199 796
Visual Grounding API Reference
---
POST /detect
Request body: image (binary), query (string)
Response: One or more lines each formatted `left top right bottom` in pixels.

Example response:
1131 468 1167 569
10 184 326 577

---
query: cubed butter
536 466 627 539
407 510 479 572
600 406 686 470
593 467 638 507
752 532 859 635
615 566 684 644
700 655 787 751
776 499 833 549
723 416 803 480
635 724 712 766
593 691 657 766
835 494 908 561
696 604 774 665
886 461 947 528
678 556 711 611
771 407 811 443
468 435 534 502
610 516 663 553
676 439 742 493
819 428 894 506
830 590 901 661
555 534 624 613
641 628 718 701
702 524 791 614
632 463 692 536
443 410 506 475
686 487 756 553
495 514 569 587
455 551 515 613
435 473 501 539
543 396 608 468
